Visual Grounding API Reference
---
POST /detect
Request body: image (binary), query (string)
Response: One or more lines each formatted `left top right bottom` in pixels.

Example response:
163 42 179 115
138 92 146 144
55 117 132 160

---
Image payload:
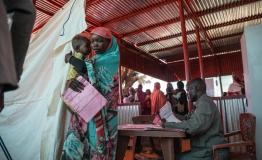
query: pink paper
62 76 107 123
153 115 161 125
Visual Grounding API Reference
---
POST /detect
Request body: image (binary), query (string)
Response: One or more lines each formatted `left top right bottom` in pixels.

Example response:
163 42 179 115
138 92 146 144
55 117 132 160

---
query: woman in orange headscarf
151 82 166 115
62 27 120 160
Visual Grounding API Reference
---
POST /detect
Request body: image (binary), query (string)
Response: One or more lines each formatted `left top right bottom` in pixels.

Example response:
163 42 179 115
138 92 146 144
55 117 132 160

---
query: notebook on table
62 76 107 123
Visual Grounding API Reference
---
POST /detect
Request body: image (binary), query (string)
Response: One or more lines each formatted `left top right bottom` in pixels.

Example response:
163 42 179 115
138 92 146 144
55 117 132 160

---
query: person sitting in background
227 73 245 96
174 81 188 116
151 82 166 115
163 78 227 160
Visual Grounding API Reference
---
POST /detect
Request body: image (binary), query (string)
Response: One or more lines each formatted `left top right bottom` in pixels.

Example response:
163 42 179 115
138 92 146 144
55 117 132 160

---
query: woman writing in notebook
62 27 120 160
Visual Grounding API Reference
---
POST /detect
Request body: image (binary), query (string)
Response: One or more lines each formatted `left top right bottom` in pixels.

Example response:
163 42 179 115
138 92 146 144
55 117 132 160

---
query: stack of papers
159 102 181 123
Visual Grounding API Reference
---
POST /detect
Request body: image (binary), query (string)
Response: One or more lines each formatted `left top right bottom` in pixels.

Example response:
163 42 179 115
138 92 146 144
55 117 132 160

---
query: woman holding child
62 27 120 160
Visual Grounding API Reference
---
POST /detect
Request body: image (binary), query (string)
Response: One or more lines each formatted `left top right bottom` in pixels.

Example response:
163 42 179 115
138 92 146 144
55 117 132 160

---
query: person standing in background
227 73 245 96
166 82 176 110
135 84 147 114
128 87 136 103
144 89 151 115
174 81 188 116
151 82 166 115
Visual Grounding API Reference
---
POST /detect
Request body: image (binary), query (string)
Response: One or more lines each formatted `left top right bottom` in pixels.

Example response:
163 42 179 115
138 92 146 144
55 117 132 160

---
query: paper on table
118 124 162 130
159 102 181 123
62 76 107 123
118 124 185 132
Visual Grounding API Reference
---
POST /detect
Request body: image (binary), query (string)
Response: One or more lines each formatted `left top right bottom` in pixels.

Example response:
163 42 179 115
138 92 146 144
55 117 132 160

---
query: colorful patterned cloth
62 27 119 160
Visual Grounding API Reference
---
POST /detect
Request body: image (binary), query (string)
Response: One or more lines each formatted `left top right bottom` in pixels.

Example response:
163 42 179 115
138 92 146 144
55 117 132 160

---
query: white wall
241 24 262 159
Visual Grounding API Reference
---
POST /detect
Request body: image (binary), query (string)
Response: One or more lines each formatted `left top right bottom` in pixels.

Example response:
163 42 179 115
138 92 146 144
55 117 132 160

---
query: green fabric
165 94 226 159
85 36 119 95
62 132 84 159
85 36 119 159
62 35 120 160
87 119 97 150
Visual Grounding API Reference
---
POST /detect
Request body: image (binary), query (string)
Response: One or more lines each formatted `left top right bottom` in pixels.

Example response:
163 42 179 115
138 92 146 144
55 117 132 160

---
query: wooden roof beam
122 0 258 38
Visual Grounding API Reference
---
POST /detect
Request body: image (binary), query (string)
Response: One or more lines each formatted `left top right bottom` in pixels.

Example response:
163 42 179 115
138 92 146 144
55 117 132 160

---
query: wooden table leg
116 135 130 160
161 137 175 160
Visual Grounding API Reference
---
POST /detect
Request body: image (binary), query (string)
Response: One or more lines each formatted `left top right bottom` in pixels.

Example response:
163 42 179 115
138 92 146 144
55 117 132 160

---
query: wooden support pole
196 27 204 79
178 0 191 82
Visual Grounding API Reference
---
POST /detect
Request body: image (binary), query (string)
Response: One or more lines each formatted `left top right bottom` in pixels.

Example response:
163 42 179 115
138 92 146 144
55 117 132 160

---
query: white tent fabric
0 0 87 159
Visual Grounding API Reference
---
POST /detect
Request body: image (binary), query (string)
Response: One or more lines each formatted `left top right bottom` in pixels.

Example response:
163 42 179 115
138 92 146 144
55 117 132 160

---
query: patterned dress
62 36 120 160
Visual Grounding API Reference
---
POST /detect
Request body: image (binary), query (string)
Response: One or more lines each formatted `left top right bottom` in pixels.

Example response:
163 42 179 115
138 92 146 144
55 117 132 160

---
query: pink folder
62 76 107 123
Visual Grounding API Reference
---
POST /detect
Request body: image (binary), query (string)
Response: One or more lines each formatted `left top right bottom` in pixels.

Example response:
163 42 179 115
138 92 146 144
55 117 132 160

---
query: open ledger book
159 101 182 123
62 76 107 123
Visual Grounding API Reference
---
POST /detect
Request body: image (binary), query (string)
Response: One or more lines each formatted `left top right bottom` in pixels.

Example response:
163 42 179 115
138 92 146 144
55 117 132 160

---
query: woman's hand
68 78 85 92
65 52 73 63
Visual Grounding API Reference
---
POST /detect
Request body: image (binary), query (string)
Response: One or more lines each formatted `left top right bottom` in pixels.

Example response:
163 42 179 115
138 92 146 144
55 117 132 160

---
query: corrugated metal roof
212 35 242 47
191 0 241 11
200 1 262 27
87 0 164 23
33 0 262 63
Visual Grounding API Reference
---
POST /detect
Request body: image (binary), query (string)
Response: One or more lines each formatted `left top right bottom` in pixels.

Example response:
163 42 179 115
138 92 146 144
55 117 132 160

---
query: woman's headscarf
151 82 166 115
85 27 120 95
91 27 112 40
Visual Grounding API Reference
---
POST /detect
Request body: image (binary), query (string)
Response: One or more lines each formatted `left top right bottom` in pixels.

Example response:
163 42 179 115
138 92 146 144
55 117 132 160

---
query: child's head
72 34 91 56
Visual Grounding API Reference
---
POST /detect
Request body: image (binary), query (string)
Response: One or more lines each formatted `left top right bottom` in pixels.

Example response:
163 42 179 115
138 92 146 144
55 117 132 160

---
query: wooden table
116 127 186 160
